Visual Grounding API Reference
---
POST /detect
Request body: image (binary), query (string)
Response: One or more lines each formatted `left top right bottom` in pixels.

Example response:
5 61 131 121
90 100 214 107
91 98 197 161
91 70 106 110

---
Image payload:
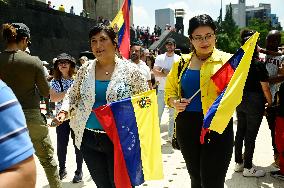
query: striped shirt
50 78 74 113
0 80 34 171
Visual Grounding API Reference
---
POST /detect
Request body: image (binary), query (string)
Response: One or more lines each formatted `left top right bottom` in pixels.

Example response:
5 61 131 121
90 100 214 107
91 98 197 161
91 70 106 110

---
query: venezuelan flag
111 0 131 59
93 90 163 188
201 32 259 144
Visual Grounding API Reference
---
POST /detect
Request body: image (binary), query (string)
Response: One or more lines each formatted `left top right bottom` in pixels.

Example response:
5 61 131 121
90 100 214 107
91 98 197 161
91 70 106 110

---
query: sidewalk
35 108 284 188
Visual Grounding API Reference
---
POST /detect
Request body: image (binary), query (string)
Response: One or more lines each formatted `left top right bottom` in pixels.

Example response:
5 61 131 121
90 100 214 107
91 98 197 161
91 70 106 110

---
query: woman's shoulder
212 49 232 63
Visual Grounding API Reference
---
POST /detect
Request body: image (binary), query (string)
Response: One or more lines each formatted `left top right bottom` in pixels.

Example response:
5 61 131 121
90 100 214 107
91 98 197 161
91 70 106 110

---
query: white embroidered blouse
60 56 149 148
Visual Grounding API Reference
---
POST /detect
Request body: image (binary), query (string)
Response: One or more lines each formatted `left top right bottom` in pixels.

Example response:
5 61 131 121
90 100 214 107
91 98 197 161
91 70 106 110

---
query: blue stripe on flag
118 23 125 46
203 89 226 128
229 48 245 70
110 99 145 186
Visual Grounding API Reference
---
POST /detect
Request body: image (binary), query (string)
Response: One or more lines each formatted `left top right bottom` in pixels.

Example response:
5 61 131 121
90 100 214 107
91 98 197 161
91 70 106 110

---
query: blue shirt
181 68 202 112
86 80 110 130
50 78 74 113
0 80 35 172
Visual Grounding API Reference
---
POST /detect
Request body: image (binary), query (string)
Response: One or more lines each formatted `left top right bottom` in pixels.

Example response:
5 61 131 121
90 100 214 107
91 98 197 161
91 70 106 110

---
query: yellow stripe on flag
131 90 164 180
111 9 124 30
210 32 259 133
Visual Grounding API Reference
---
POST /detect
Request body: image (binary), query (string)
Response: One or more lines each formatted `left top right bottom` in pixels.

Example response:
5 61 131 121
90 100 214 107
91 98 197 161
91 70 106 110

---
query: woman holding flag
51 24 148 187
165 14 234 188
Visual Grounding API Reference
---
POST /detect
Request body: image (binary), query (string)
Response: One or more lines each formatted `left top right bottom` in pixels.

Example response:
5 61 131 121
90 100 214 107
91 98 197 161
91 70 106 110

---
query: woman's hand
50 111 67 127
171 98 191 113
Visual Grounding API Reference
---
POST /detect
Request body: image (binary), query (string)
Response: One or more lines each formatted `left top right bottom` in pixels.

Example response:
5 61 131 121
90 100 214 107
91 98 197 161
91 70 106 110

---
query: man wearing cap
153 38 180 142
0 23 62 188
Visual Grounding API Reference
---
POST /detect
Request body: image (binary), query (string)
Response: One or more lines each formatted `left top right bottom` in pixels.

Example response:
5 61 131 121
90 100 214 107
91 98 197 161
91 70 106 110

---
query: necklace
194 51 213 61
96 60 115 75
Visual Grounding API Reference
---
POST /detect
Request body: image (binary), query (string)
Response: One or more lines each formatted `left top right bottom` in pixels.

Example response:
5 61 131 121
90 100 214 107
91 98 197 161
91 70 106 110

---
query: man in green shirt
0 22 62 188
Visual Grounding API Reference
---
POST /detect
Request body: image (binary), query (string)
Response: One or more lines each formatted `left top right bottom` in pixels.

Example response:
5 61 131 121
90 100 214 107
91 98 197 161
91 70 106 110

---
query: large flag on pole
111 0 131 59
200 32 259 144
94 90 163 188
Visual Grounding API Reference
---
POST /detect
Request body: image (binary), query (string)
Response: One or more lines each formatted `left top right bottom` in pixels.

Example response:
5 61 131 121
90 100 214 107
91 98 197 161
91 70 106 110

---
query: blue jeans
157 90 174 139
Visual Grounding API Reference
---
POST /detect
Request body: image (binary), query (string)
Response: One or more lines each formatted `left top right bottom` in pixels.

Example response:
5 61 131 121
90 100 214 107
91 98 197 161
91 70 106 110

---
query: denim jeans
24 109 62 188
235 92 265 169
80 129 115 188
157 90 174 139
56 120 83 174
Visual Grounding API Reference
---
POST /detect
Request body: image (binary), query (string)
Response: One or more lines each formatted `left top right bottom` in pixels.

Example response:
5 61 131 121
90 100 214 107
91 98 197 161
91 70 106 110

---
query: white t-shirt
136 60 151 81
154 53 180 90
260 53 284 100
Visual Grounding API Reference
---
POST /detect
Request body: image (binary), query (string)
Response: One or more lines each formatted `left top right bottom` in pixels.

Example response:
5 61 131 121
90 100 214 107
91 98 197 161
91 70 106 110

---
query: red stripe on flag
93 105 132 188
120 0 130 59
211 63 234 93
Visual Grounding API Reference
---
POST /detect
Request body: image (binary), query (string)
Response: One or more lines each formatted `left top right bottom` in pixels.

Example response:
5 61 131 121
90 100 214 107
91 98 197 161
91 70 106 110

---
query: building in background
227 0 281 28
83 0 133 23
155 8 175 31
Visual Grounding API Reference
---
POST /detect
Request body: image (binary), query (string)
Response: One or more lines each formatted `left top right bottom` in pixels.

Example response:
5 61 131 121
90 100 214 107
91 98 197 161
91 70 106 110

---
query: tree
216 3 240 53
246 18 272 48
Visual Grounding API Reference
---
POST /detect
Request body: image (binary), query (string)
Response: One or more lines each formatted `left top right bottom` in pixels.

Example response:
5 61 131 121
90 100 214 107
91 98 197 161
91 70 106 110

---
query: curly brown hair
53 61 76 80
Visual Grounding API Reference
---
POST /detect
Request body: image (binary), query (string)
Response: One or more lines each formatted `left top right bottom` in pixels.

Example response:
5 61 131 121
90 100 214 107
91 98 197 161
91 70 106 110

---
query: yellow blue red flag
94 90 163 188
201 32 259 144
111 0 131 59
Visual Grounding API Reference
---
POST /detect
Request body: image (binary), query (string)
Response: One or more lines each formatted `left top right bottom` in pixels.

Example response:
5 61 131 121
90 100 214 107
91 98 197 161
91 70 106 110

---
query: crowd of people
0 13 284 188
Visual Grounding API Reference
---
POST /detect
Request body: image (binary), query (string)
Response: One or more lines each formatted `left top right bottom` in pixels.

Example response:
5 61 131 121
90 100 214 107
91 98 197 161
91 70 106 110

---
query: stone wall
0 0 97 62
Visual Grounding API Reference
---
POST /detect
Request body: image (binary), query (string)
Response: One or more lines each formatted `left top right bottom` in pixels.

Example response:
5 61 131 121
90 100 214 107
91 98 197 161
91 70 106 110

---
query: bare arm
147 80 153 90
0 156 36 188
153 66 168 77
260 81 272 106
49 88 66 102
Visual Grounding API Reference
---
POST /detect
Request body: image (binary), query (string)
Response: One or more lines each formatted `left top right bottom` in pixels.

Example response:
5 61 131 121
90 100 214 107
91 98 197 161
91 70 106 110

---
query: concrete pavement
35 108 284 188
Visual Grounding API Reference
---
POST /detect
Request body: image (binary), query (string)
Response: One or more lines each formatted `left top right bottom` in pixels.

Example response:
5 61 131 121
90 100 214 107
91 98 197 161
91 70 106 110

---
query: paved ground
35 107 284 188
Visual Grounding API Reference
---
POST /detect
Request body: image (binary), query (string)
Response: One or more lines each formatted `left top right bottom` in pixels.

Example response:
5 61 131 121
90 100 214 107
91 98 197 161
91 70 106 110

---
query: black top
243 59 269 93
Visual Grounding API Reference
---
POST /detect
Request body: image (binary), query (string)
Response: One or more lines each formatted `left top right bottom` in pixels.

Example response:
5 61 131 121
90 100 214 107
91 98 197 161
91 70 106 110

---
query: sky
50 0 283 34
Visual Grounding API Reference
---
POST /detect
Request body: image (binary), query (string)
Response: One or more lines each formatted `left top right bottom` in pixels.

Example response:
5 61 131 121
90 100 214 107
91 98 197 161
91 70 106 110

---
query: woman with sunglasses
49 53 84 183
165 14 234 188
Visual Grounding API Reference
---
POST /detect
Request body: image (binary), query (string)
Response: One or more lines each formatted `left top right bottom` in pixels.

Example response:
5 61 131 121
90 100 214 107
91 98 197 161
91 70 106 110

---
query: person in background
79 56 88 66
50 53 84 183
130 41 152 89
262 30 284 168
0 79 36 188
70 6 75 15
51 24 148 187
165 14 233 188
0 23 62 188
270 82 284 180
58 4 65 12
153 37 180 142
234 29 272 177
145 53 159 90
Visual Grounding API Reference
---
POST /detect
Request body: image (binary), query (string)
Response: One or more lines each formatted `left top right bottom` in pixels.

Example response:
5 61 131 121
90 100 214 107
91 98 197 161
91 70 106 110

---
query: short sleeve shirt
0 80 34 171
154 53 180 90
50 78 74 113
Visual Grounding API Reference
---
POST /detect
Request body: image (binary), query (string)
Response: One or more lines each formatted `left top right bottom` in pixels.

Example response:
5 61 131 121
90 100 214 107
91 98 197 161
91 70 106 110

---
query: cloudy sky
52 0 283 34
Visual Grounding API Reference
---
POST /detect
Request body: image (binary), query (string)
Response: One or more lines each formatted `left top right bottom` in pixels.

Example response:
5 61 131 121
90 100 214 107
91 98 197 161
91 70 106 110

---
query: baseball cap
54 53 76 67
12 23 31 38
165 38 175 45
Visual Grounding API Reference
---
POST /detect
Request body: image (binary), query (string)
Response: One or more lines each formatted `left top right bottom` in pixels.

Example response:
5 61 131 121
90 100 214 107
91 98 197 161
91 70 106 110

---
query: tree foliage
246 18 272 48
216 3 240 53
